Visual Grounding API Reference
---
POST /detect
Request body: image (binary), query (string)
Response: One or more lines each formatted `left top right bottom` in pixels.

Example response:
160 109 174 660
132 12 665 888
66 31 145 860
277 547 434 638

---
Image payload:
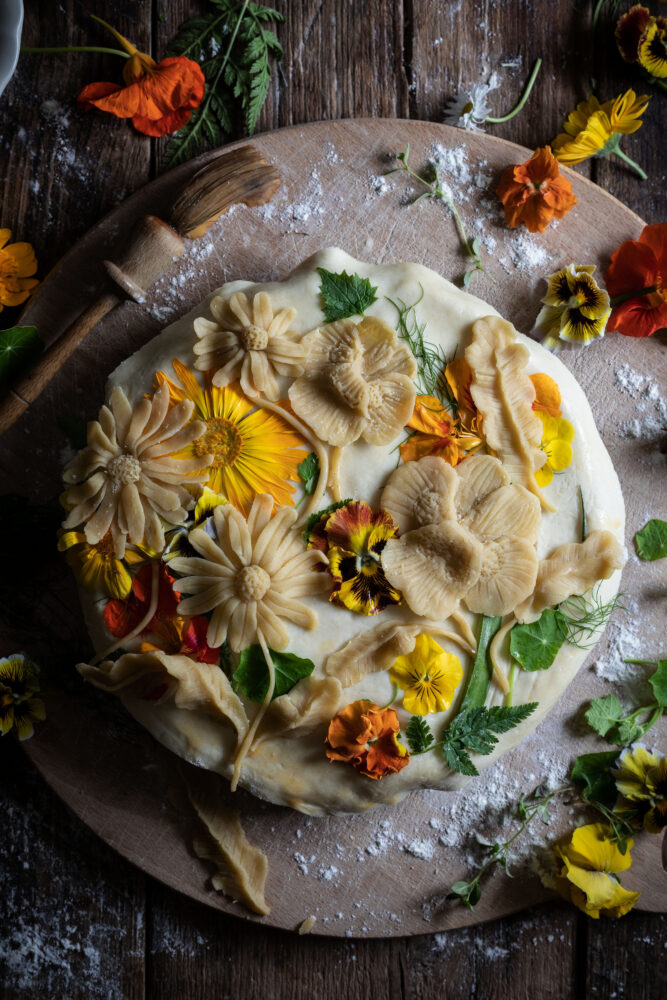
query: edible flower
315 501 402 616
496 147 577 234
613 745 667 833
77 17 205 136
58 529 148 600
530 373 562 419
155 360 308 515
534 264 611 349
605 223 667 338
389 633 463 716
534 411 574 487
552 90 649 179
0 654 45 741
325 700 409 779
616 6 667 81
443 73 501 130
553 823 640 918
0 230 39 311
400 359 484 467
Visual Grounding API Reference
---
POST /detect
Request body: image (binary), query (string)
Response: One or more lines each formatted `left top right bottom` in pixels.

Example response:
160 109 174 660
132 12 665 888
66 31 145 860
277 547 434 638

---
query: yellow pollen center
107 454 142 488
242 324 269 351
462 100 474 115
235 564 271 602
195 418 243 468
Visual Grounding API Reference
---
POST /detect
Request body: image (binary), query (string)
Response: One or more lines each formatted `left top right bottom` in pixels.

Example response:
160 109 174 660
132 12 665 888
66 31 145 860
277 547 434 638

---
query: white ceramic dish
0 0 23 97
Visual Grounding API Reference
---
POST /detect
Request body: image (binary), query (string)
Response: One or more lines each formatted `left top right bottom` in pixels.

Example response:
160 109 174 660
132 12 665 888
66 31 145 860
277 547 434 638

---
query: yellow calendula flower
535 264 611 350
0 229 39 311
0 654 45 741
155 359 309 515
552 90 649 179
554 823 640 919
534 411 574 487
613 745 667 834
389 633 463 715
58 529 146 599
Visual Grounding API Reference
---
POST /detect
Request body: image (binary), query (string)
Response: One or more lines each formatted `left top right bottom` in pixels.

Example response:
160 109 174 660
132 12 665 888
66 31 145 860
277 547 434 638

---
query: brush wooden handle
0 216 183 436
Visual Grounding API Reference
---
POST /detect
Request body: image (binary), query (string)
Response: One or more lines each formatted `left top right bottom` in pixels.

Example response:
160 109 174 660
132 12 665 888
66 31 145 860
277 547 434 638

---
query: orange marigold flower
0 229 39 311
605 222 667 338
325 700 409 780
497 146 577 234
77 19 204 137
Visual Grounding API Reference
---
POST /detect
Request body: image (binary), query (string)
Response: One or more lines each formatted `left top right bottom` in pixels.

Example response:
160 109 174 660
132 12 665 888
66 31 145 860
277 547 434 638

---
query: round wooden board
3 120 665 936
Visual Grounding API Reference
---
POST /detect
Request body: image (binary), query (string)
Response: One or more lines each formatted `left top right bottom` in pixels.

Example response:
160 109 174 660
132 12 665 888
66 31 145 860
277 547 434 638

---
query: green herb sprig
164 0 284 169
387 288 458 411
385 143 484 286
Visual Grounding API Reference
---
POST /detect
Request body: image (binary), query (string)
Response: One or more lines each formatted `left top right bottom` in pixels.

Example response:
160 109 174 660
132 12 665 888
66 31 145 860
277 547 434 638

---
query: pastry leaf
509 609 565 671
441 703 537 776
297 452 319 494
635 519 667 561
405 715 435 754
317 268 378 322
233 645 314 702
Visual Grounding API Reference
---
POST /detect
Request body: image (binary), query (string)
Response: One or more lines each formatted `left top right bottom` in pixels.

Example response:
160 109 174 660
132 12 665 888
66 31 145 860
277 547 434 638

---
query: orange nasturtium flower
496 146 577 234
325 700 409 780
400 358 484 466
78 19 205 137
605 223 667 338
530 373 563 419
0 230 38 311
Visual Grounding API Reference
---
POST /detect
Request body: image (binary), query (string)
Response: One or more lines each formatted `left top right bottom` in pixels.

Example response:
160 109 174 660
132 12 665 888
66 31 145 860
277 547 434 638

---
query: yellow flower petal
564 823 634 874
389 634 463 716
545 438 573 473
534 463 554 487
559 859 640 918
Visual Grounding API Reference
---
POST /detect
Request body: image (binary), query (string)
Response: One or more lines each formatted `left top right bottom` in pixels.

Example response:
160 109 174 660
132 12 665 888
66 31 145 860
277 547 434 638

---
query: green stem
21 45 130 57
609 285 657 307
612 146 648 181
486 58 543 123
592 0 606 30
506 663 517 707
381 683 400 710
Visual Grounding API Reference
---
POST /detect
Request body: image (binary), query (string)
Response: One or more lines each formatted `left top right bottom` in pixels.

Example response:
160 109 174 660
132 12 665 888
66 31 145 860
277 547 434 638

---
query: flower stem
609 285 657 307
486 58 542 123
21 45 130 57
612 147 647 181
506 662 517 707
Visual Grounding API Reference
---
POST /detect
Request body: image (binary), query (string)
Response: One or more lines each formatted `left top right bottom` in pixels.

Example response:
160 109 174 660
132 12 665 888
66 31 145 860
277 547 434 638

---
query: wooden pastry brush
0 144 281 436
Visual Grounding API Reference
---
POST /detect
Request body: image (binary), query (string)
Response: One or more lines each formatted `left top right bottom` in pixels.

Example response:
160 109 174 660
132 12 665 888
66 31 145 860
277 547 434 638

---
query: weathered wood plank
585 911 667 999
0 740 146 1000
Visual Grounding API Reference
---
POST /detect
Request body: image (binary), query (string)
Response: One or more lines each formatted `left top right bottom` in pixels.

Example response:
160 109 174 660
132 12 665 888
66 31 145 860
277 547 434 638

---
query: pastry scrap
64 249 626 915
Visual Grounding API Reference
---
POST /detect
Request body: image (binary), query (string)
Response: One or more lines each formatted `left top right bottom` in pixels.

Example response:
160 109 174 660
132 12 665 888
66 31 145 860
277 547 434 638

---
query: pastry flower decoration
325 700 409 780
169 494 329 651
535 264 611 349
193 291 307 401
389 633 463 716
308 500 402 615
288 316 417 447
62 384 212 558
380 454 541 618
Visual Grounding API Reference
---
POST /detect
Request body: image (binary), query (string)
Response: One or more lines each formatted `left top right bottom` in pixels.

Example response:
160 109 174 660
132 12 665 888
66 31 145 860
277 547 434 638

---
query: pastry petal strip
515 530 626 623
465 316 550 509
253 676 344 746
77 651 249 743
185 766 270 915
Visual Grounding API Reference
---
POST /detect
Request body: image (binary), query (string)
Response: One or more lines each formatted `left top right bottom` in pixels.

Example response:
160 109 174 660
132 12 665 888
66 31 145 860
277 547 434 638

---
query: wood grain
1 1 665 998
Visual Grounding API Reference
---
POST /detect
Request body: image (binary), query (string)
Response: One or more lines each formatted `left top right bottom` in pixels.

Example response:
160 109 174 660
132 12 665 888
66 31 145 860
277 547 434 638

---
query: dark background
1 2 665 997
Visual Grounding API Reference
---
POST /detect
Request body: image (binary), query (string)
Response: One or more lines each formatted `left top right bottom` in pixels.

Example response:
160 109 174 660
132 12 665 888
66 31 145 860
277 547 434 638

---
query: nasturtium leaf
648 659 667 709
509 609 565 671
571 750 619 805
0 326 43 383
232 645 315 703
297 452 319 494
584 694 624 739
317 267 378 322
635 519 667 561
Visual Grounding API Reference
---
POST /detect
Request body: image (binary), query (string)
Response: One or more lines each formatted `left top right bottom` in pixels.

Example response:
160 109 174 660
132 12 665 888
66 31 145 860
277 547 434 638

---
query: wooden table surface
1 2 665 998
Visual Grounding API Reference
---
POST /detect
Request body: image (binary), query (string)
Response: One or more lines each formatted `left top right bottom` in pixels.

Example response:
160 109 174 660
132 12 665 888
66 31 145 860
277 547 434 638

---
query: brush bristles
170 144 281 240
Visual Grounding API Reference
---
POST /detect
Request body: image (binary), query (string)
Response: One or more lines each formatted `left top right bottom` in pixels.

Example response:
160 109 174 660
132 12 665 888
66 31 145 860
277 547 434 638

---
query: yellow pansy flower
552 89 649 179
0 654 45 741
553 823 640 919
613 745 667 834
58 529 146 599
389 633 463 716
534 411 574 487
535 264 611 350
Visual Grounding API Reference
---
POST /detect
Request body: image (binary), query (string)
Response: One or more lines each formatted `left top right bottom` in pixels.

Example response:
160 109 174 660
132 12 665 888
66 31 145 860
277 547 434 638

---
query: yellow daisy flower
155 359 309 515
0 654 45 741
58 529 146 599
535 264 611 350
552 90 649 179
389 633 463 716
0 229 39 311
534 411 574 487
553 823 640 918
